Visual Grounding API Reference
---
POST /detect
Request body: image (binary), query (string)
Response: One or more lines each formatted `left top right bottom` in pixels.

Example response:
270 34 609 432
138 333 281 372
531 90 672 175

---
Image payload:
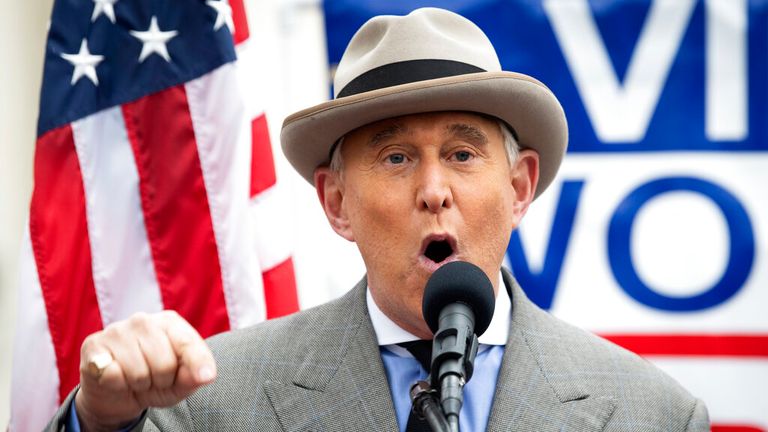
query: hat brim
280 71 568 199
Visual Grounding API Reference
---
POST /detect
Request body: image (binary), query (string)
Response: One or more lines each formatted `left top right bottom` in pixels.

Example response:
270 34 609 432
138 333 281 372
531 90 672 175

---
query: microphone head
422 261 496 336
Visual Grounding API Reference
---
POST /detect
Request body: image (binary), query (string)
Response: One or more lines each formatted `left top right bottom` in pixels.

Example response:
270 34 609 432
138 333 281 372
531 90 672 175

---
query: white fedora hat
281 7 568 198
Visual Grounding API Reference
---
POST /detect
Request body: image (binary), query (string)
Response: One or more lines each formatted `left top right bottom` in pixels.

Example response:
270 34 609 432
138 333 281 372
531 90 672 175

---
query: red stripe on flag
30 125 104 402
250 113 277 197
230 0 250 45
122 87 230 338
601 334 768 357
263 258 299 319
712 425 766 432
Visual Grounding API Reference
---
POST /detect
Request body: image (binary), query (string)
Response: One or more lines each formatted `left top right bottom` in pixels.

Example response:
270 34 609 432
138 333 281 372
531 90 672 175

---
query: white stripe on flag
234 38 268 119
185 63 267 329
10 227 60 432
236 33 294 272
250 185 294 271
71 108 164 325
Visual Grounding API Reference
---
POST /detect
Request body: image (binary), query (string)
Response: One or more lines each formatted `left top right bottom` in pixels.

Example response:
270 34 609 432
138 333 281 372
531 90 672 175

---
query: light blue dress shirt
380 344 505 432
67 402 83 431
67 399 140 431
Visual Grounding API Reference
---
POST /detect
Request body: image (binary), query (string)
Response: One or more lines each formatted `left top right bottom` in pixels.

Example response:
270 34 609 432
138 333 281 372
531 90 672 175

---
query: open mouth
423 238 455 264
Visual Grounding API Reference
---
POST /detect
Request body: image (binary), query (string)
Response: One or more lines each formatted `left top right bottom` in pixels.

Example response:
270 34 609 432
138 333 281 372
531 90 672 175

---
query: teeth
424 240 453 263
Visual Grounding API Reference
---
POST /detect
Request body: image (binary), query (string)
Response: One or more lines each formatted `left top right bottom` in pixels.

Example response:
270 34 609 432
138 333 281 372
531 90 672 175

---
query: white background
1 0 56 426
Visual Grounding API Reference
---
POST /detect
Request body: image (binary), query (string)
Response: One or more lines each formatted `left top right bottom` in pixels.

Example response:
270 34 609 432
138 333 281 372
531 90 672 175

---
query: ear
314 167 355 241
509 149 540 228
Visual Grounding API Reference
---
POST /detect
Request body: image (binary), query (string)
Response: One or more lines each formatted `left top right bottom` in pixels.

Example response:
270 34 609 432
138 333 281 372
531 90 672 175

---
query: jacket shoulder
205 287 361 368
519 302 708 430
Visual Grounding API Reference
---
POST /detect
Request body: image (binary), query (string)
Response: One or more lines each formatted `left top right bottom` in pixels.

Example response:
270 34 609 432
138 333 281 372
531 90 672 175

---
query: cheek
345 183 412 255
463 185 516 253
347 186 403 230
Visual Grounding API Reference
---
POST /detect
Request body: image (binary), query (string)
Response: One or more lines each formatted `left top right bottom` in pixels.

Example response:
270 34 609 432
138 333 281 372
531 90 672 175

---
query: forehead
344 111 501 145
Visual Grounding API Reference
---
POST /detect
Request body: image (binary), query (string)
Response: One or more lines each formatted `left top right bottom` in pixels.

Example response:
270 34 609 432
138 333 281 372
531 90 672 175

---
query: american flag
10 0 298 429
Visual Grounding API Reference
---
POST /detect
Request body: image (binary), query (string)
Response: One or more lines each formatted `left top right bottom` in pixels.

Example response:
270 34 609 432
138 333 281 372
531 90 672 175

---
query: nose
416 161 453 213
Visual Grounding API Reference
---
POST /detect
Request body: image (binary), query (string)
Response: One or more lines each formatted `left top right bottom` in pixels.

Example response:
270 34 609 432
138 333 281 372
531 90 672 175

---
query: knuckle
172 329 194 348
79 362 91 376
80 334 97 352
161 309 181 321
128 312 152 330
131 311 150 321
127 370 152 391
103 322 124 339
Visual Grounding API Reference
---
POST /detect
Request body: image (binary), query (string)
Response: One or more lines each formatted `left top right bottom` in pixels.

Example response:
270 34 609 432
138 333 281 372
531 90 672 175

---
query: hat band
336 59 486 98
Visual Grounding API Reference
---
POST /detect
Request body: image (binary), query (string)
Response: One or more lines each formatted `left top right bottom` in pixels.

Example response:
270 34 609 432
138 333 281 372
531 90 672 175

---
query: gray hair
330 119 519 173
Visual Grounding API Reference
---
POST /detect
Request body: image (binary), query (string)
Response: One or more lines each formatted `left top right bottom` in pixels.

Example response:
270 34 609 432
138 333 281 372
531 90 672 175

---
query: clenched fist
74 310 216 431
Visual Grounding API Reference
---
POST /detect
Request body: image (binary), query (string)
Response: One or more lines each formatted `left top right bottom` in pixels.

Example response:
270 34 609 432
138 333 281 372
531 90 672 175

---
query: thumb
162 316 217 395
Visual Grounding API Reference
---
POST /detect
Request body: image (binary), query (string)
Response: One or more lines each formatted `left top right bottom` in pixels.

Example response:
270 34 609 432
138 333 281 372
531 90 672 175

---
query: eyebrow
365 121 490 147
368 123 408 147
446 123 489 147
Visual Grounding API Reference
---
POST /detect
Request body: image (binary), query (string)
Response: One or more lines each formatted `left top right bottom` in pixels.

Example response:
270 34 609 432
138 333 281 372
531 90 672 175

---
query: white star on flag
60 39 104 85
91 0 118 23
207 0 234 32
129 16 178 63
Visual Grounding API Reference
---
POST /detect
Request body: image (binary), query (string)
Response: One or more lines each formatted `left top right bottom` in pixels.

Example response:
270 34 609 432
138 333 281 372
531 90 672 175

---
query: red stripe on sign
250 113 277 197
123 87 230 338
263 258 299 319
230 0 250 45
601 334 768 357
712 425 765 432
30 125 104 402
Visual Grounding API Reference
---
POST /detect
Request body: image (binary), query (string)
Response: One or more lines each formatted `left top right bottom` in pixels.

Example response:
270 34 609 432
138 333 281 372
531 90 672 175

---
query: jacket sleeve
44 387 150 432
685 398 711 432
44 386 79 432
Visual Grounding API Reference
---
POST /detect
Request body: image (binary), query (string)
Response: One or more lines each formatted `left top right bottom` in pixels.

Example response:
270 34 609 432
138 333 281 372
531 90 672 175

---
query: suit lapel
486 271 615 432
264 278 398 432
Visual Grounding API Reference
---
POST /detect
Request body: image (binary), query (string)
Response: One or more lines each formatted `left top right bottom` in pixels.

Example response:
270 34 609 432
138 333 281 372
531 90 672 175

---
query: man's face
315 112 539 338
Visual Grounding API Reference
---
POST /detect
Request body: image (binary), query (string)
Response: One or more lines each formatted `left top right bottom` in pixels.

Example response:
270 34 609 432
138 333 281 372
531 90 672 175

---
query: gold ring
87 352 113 378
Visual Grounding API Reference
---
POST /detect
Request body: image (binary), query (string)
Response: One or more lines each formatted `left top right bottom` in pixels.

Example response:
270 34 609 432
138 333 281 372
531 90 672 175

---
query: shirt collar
366 271 511 347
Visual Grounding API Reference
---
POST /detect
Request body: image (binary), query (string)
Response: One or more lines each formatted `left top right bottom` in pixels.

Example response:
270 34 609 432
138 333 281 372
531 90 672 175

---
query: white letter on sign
544 0 696 142
706 0 748 141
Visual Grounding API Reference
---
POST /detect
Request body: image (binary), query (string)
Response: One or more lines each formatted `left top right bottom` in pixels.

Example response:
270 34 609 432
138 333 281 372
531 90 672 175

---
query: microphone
422 261 496 431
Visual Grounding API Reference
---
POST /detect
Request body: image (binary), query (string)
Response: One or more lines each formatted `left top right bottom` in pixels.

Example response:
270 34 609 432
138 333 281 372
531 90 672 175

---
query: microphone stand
409 303 481 432
409 381 450 432
431 303 481 432
413 261 495 432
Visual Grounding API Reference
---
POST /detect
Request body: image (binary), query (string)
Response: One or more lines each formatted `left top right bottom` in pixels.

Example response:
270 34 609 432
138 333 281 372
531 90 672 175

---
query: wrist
74 390 141 432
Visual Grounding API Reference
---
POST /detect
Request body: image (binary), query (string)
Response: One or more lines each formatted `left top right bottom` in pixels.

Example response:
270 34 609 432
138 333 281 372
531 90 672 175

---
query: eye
387 153 406 164
453 150 472 162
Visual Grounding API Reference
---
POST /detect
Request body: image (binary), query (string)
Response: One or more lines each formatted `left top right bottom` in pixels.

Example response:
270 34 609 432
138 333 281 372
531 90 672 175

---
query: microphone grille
422 261 496 336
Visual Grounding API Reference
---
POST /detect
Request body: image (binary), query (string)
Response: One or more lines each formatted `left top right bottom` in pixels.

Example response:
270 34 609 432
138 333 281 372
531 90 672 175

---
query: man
47 8 709 431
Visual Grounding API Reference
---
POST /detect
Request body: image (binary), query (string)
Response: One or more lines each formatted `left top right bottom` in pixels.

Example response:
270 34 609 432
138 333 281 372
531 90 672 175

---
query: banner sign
324 1 767 430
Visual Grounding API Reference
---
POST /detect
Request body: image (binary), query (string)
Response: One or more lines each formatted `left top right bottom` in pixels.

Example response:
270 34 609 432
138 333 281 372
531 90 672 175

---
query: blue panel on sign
323 0 768 152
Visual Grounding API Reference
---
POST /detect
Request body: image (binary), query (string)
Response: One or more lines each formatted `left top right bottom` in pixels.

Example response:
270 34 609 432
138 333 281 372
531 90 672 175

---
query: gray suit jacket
49 271 709 431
